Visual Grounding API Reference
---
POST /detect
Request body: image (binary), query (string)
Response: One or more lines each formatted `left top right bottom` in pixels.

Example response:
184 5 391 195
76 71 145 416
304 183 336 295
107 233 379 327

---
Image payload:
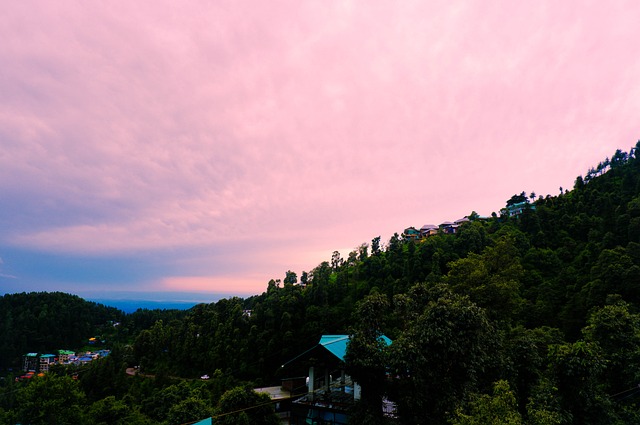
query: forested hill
4 143 640 423
0 292 123 366
126 143 640 408
0 292 189 369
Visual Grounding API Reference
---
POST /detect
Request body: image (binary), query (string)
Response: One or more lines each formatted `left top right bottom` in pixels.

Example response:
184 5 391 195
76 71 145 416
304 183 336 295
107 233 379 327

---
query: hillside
0 292 124 368
3 142 640 423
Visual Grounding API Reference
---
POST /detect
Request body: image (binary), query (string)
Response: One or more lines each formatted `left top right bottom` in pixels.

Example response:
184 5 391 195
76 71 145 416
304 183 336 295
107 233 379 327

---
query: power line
609 384 640 398
177 381 347 425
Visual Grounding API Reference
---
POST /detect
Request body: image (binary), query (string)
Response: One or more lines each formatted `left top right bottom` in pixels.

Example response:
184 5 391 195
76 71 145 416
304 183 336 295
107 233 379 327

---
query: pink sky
1 1 639 299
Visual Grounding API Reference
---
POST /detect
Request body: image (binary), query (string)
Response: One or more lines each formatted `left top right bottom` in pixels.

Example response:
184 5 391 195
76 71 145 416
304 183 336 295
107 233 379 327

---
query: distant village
18 337 111 381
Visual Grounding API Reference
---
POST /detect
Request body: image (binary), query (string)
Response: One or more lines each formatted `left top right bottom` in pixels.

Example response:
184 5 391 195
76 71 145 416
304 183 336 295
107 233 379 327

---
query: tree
283 270 297 286
451 380 522 425
525 378 566 425
214 386 279 425
87 396 142 425
344 293 391 425
446 237 525 322
611 149 628 169
548 341 613 424
507 193 528 207
167 396 213 425
371 236 381 255
388 284 498 424
331 251 343 271
15 374 87 425
504 326 564 413
582 300 640 393
140 381 192 422
358 243 369 261
586 248 640 307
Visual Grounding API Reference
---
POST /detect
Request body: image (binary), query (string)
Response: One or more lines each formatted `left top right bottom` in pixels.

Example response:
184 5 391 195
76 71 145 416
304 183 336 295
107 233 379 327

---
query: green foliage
214 386 279 425
345 294 391 422
140 380 195 421
166 396 213 425
88 395 147 425
582 300 640 393
15 374 87 425
447 236 525 322
387 284 499 424
548 341 613 424
525 378 566 425
451 380 523 425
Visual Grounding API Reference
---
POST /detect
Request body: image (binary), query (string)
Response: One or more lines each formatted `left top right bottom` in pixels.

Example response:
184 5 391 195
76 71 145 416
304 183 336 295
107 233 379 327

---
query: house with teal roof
507 201 535 217
402 226 421 241
282 334 393 424
22 353 39 372
39 354 57 372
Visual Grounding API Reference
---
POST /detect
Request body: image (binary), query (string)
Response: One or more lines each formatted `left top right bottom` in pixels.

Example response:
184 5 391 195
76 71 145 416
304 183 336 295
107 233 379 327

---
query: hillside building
281 334 394 424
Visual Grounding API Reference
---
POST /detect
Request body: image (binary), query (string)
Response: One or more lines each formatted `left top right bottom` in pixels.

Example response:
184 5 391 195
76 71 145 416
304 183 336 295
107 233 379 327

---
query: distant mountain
88 298 200 313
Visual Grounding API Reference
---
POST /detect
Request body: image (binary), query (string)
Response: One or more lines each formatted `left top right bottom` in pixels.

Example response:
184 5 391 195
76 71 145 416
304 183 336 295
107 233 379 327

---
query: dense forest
3 143 640 423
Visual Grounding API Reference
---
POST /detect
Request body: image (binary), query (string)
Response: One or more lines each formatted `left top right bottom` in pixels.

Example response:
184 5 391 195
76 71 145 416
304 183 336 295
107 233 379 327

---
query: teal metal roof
319 334 392 362
319 335 350 361
282 334 392 368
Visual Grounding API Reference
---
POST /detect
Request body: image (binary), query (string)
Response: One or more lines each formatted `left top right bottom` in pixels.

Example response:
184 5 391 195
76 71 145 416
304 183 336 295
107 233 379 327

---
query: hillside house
23 353 38 372
454 217 470 225
39 354 57 372
58 349 76 364
420 224 439 237
439 221 458 234
282 334 393 424
402 227 421 241
78 355 94 365
507 201 535 217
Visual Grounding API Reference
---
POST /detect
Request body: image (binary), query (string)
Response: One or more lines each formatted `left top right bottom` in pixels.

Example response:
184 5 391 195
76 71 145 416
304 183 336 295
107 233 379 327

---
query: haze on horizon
1 1 639 301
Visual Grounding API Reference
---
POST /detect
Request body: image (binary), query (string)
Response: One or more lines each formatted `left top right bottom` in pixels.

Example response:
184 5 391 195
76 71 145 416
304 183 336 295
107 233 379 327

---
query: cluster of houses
402 202 535 242
402 216 472 241
402 205 537 242
20 349 111 377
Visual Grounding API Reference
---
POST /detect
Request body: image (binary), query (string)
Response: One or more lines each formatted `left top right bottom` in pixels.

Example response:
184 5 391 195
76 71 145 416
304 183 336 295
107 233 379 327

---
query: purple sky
1 1 639 301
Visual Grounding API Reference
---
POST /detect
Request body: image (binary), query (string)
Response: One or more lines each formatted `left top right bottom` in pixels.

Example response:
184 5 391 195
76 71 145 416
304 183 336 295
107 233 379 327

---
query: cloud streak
1 1 639 296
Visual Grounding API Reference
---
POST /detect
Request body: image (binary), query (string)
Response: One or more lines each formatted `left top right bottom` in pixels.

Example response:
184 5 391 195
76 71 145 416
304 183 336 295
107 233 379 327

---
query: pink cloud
1 1 640 294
